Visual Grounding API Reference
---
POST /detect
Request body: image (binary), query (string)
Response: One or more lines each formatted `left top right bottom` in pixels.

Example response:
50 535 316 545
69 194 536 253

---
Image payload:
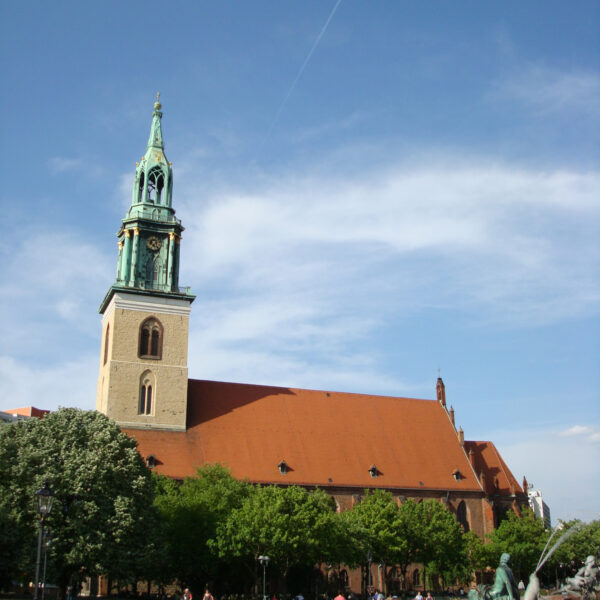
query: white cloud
48 157 83 174
491 65 600 117
178 159 600 329
560 425 594 437
0 355 97 412
0 230 111 359
487 426 600 523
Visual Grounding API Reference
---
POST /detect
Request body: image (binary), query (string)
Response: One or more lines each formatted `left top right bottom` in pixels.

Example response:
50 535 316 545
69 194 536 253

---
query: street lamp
33 481 55 600
366 549 373 592
258 555 270 600
41 528 52 600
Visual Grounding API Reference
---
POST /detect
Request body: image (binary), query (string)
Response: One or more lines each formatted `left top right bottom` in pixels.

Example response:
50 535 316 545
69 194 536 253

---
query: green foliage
215 484 338 578
463 530 489 572
342 493 465 590
487 509 549 580
416 499 465 586
537 519 600 583
342 489 402 566
153 464 250 590
0 408 160 591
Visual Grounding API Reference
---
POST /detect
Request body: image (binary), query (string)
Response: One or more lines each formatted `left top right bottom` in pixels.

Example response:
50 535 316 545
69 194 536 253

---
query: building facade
528 489 551 529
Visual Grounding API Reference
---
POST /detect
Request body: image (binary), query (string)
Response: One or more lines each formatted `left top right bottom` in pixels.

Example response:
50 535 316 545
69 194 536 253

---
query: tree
415 500 465 590
486 508 549 581
543 520 600 585
0 408 160 594
215 484 338 592
342 489 402 567
153 464 250 593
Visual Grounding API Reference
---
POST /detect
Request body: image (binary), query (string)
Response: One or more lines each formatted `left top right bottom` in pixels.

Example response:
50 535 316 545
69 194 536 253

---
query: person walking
203 588 214 600
183 589 193 600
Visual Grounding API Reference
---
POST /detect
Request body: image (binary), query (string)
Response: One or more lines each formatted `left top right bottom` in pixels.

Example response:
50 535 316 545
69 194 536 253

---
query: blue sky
1 1 598 523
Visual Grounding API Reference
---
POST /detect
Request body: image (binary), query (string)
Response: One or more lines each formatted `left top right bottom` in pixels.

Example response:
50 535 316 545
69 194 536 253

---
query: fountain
468 523 597 600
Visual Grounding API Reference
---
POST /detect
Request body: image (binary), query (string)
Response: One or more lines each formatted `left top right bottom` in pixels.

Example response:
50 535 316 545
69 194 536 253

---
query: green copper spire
99 96 194 313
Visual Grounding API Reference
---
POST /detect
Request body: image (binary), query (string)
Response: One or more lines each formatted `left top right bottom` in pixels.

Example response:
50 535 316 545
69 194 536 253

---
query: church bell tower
96 95 195 431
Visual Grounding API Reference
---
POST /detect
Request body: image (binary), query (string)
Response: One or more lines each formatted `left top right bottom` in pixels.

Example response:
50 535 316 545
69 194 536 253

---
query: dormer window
139 318 163 359
369 465 378 478
146 454 157 469
452 469 463 481
278 460 288 474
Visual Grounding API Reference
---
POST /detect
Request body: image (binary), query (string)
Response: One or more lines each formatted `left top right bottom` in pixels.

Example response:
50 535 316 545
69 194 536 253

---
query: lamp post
258 555 270 600
41 528 52 600
33 481 55 600
366 549 373 594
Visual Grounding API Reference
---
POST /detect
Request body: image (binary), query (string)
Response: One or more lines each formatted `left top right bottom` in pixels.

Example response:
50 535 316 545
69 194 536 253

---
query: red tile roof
464 440 523 496
125 379 485 492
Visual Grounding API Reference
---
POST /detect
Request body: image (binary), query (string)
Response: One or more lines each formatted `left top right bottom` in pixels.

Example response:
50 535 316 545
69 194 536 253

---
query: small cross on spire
154 91 162 110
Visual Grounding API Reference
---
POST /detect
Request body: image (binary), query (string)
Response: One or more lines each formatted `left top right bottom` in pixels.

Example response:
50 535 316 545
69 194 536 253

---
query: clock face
146 236 162 252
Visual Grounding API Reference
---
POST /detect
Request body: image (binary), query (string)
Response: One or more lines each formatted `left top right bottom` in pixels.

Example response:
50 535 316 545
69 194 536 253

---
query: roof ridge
188 377 435 403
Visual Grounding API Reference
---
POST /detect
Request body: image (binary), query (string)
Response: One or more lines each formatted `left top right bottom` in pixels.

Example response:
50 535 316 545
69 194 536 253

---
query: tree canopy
486 509 548 581
215 484 338 587
153 464 250 591
0 408 159 592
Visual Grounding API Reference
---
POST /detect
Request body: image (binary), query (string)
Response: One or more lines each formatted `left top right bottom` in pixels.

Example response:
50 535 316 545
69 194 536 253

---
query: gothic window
147 168 165 204
145 256 163 288
137 172 145 203
139 318 163 359
103 324 110 365
139 371 155 415
413 569 420 586
456 500 470 532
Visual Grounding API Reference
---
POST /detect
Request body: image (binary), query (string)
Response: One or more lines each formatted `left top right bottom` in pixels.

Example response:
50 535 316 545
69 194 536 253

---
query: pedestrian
183 589 193 600
426 592 434 600
335 592 345 600
414 592 423 600
203 589 213 600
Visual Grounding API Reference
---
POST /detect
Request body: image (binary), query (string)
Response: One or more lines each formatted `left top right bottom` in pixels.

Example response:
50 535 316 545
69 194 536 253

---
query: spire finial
154 91 162 111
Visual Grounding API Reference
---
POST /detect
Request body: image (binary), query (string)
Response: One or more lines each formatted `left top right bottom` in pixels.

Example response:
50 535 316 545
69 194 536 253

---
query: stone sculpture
468 553 520 600
560 555 599 597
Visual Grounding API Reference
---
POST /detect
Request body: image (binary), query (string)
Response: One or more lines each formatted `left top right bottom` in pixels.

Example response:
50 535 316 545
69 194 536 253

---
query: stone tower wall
96 291 191 431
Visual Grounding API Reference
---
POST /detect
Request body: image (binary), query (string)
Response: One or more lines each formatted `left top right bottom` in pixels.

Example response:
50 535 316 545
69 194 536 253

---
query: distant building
528 489 551 528
3 406 50 419
1 406 50 424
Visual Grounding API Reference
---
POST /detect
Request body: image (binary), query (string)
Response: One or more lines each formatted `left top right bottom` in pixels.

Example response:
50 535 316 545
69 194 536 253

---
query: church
96 98 528 583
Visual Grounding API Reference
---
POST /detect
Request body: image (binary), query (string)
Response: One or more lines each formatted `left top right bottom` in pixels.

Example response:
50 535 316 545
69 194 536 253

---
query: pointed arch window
145 255 164 288
139 370 155 415
137 172 145 203
139 318 163 359
147 168 165 204
103 324 110 365
456 500 470 532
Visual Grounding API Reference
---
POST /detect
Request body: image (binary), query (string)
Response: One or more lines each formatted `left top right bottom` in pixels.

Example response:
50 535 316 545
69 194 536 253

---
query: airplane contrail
264 0 343 144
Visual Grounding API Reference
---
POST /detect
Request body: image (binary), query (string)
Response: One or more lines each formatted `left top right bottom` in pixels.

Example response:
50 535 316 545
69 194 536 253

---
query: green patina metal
99 95 195 313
